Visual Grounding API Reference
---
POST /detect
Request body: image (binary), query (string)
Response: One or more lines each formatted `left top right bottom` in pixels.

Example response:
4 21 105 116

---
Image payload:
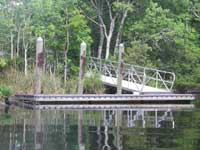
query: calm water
0 105 200 150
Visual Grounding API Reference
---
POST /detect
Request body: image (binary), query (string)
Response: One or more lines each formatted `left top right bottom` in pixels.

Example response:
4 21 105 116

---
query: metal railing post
141 68 146 92
156 71 158 88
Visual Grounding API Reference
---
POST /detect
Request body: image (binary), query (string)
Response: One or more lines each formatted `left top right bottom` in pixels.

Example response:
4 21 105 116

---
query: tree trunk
64 30 69 85
24 48 27 76
10 31 14 60
16 27 21 57
64 50 68 84
114 10 128 54
64 9 70 85
22 27 29 76
105 35 111 60
98 24 104 59
105 18 116 60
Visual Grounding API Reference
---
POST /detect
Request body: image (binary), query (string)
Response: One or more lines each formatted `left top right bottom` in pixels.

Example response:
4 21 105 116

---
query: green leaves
0 58 6 70
113 1 134 12
69 12 92 44
124 0 200 87
0 0 200 90
84 71 104 94
0 85 13 97
125 40 152 66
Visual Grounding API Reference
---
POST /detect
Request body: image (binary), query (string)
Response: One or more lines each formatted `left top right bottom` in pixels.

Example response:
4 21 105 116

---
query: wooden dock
8 94 196 110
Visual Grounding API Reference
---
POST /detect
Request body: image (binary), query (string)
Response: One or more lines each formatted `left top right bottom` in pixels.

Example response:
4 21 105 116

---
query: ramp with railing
87 57 176 93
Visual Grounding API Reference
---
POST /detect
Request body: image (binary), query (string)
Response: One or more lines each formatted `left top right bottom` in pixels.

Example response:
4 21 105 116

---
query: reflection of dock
87 109 177 150
1 108 190 150
9 94 195 109
12 103 194 110
126 109 175 128
100 109 175 129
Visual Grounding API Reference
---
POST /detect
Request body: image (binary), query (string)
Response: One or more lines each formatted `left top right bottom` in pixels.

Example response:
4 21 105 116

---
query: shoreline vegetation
0 66 199 100
0 67 105 101
0 0 200 97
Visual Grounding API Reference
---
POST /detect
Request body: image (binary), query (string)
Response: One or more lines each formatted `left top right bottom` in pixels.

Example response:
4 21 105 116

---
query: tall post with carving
78 42 87 94
117 44 124 94
34 37 44 94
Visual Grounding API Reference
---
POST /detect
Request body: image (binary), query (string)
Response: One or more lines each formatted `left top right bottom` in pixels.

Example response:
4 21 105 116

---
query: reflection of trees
63 112 67 150
22 112 26 150
173 110 200 149
1 108 200 149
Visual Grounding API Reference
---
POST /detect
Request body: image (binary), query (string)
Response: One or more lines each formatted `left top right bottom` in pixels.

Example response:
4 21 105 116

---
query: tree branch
105 0 113 20
90 0 98 10
99 15 108 38
77 5 101 26
193 10 200 19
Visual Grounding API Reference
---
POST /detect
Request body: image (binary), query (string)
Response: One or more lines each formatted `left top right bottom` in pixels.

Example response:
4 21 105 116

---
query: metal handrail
88 57 176 92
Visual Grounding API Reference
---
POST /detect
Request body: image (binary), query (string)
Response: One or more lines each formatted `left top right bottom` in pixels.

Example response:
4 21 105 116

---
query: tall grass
0 68 65 94
0 68 105 98
84 71 105 94
64 78 78 94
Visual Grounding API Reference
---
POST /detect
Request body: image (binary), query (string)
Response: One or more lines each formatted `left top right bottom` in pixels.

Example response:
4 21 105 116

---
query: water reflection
34 110 43 150
0 107 198 150
126 109 175 128
78 111 85 150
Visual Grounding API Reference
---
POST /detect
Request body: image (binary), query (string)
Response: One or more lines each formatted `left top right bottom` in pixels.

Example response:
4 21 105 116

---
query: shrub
0 58 7 70
0 85 13 97
84 71 104 94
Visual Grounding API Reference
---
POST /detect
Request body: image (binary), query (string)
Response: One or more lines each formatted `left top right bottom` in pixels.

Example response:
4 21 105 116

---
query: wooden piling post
34 37 44 94
117 43 124 94
78 42 87 94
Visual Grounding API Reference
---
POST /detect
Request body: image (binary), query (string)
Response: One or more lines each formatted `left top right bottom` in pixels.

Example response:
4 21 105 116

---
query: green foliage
0 0 200 92
0 114 13 125
0 58 6 70
65 77 78 94
0 68 65 94
84 72 105 94
125 1 200 88
113 2 134 12
125 40 152 66
0 85 13 97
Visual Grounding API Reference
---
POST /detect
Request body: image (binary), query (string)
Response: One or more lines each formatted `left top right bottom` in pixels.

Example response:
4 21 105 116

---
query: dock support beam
78 42 87 94
34 37 44 94
117 44 124 94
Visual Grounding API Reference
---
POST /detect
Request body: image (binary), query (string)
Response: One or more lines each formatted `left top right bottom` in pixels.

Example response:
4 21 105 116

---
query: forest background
0 0 200 94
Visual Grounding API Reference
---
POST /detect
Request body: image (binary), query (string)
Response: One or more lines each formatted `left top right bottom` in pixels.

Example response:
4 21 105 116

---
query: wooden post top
37 37 43 42
80 42 86 57
119 43 124 53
